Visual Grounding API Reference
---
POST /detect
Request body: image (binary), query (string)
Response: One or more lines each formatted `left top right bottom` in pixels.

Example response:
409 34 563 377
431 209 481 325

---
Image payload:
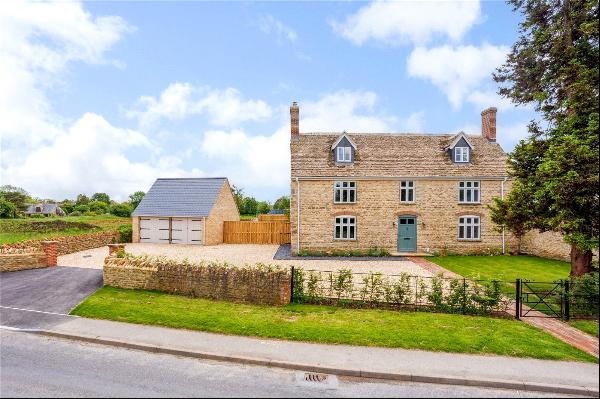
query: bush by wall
104 254 292 306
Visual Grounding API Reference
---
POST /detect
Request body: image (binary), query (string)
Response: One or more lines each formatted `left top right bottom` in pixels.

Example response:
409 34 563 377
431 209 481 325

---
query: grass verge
569 320 599 338
71 286 596 363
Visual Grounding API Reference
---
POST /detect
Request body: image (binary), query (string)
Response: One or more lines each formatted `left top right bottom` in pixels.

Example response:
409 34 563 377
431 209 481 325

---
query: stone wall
0 231 120 256
520 230 571 261
103 256 291 306
291 179 516 255
205 180 241 245
0 252 47 272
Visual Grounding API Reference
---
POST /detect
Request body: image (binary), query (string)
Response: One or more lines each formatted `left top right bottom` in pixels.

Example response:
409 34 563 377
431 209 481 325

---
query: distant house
131 177 240 245
25 202 65 217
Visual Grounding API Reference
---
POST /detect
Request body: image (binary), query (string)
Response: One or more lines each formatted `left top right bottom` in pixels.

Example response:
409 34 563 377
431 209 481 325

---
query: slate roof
291 132 508 178
132 178 227 217
25 203 64 215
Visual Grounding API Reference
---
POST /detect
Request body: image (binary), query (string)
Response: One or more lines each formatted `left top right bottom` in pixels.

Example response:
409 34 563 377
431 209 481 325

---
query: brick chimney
481 107 497 141
290 102 299 140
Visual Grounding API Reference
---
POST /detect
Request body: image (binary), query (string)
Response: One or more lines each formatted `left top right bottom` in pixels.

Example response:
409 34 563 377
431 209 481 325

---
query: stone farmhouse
290 102 513 255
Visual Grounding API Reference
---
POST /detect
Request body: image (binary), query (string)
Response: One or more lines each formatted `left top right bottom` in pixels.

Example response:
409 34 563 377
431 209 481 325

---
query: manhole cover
295 372 338 390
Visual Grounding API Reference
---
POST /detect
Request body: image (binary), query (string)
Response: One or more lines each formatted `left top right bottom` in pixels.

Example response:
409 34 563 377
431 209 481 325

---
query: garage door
139 217 203 245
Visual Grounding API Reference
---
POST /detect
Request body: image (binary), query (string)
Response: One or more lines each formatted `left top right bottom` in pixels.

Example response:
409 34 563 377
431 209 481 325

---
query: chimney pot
481 107 497 141
290 102 299 140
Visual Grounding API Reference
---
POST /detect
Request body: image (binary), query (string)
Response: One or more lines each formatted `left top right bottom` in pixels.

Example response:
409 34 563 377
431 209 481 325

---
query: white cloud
126 84 273 128
0 1 130 149
301 91 395 132
466 89 517 112
2 113 202 201
332 0 481 46
407 44 509 108
258 14 297 43
402 111 426 132
0 1 198 200
197 90 399 191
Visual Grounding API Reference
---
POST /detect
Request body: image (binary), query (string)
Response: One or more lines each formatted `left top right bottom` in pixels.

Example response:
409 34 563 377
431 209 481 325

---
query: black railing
291 268 511 316
290 268 598 321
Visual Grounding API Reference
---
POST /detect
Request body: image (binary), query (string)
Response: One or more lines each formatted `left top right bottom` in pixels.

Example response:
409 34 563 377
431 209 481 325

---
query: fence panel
223 221 291 244
258 214 290 222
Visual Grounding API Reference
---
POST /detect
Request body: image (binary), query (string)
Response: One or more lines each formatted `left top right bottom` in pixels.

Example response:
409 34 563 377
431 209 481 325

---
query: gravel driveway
58 243 433 276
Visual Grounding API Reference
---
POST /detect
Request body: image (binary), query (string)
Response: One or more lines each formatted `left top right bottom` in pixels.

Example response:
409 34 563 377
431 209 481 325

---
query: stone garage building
132 178 240 245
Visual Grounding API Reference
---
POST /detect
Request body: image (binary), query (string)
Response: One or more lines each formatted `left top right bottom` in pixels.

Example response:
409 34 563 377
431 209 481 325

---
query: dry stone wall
0 252 47 272
104 256 291 306
0 231 119 256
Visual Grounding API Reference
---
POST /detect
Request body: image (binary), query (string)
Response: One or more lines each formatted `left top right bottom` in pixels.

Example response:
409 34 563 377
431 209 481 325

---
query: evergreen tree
492 0 598 275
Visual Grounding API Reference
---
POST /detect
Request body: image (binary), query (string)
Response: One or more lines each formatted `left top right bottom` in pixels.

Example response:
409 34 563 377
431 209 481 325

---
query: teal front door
397 216 417 252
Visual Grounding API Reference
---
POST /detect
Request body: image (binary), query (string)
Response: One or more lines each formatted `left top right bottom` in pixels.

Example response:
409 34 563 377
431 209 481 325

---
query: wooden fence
258 214 290 222
223 221 291 244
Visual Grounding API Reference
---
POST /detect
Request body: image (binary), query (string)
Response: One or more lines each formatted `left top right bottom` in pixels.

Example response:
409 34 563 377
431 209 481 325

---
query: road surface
0 330 579 398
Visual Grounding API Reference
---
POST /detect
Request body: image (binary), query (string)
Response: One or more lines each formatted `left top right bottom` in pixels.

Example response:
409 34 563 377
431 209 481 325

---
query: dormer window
336 146 352 162
455 147 470 163
331 132 357 165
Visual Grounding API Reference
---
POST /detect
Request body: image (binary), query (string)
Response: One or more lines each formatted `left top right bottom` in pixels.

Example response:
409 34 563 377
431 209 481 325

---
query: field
0 215 131 244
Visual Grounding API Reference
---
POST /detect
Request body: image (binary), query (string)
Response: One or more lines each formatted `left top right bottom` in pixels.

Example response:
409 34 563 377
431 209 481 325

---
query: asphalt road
0 330 581 398
0 267 102 329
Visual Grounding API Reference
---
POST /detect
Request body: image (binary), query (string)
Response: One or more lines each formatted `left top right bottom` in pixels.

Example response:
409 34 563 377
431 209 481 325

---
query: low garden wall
0 250 47 272
0 231 120 256
0 241 57 272
104 255 292 306
520 230 599 262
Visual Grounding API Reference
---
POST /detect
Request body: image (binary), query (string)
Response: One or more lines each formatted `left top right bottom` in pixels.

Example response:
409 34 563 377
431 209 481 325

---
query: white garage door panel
157 218 170 242
188 219 203 244
171 218 187 244
139 218 158 243
138 217 204 245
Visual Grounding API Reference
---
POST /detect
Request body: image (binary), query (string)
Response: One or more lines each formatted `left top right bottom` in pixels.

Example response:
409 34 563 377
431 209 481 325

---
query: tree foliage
491 0 599 275
0 198 17 219
0 185 30 211
273 196 290 210
128 191 145 210
91 192 111 204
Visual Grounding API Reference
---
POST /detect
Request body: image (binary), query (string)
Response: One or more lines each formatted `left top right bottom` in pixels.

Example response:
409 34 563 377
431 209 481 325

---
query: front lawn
0 215 130 244
429 255 571 295
71 287 596 362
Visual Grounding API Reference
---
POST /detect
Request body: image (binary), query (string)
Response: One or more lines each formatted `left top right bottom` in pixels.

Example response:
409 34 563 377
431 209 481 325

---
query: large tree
91 192 111 204
493 0 598 275
128 191 145 210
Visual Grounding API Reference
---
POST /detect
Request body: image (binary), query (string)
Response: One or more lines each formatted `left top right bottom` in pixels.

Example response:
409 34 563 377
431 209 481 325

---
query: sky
0 0 536 202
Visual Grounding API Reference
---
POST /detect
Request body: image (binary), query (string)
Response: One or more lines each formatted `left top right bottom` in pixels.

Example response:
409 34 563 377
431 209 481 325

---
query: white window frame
458 181 480 203
400 180 416 203
334 216 356 240
334 181 357 204
455 147 470 163
458 216 480 240
336 146 352 163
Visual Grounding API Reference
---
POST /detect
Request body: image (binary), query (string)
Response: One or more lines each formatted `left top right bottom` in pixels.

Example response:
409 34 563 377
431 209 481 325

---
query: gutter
501 177 508 254
292 175 512 181
296 177 300 252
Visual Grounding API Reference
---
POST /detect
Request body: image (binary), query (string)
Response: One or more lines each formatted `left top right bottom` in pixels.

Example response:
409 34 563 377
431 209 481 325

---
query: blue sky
1 1 535 202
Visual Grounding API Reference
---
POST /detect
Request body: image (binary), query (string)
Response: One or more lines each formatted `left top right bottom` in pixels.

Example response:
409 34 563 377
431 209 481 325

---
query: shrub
110 203 133 217
69 211 82 216
368 247 391 257
0 199 17 218
118 224 133 243
74 204 90 213
89 201 109 214
30 214 45 219
568 272 599 318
